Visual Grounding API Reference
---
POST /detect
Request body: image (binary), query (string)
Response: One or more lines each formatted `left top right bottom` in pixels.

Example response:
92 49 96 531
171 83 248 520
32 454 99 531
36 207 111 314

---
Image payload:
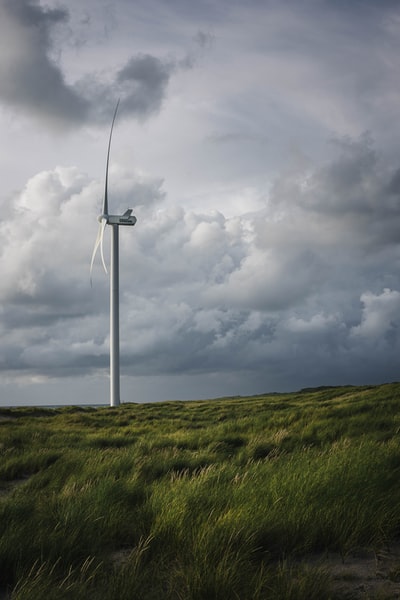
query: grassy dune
0 383 400 598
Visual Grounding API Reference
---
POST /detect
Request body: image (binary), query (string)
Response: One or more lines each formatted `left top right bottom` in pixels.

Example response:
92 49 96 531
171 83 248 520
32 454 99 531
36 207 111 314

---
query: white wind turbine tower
90 100 137 407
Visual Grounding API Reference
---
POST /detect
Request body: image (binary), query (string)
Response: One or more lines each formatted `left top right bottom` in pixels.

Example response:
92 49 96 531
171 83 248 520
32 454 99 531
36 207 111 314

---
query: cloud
0 162 184 379
116 54 173 119
2 0 400 403
76 53 175 125
267 133 400 256
2 132 400 394
0 0 175 128
0 0 88 127
351 289 400 343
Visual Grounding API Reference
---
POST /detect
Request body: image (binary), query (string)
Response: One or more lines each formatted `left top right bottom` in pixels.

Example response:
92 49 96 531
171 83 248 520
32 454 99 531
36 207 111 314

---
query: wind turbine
90 100 137 407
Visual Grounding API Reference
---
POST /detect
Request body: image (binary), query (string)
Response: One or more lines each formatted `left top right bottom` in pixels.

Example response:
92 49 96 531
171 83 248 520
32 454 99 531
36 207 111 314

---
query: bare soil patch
307 543 400 598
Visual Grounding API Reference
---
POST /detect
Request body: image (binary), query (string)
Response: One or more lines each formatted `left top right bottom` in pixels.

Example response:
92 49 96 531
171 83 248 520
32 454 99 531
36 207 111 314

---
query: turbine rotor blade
90 219 108 285
104 98 120 216
99 218 108 274
91 102 120 286
90 222 103 285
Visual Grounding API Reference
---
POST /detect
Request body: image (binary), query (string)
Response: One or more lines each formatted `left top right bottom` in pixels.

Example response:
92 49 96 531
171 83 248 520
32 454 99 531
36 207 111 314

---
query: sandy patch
307 544 400 598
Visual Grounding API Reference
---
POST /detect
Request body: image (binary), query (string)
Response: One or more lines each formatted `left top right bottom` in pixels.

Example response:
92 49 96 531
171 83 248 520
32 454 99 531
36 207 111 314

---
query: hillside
0 383 400 599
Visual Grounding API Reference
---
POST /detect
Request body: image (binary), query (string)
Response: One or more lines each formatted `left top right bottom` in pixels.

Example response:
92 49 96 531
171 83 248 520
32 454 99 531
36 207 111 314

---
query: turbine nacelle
107 209 137 226
97 210 137 226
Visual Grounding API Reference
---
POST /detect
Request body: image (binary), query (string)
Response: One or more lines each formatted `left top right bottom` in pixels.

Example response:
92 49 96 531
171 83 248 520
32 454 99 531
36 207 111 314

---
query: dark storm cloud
2 135 400 390
5 0 67 27
117 55 172 117
0 0 88 126
80 54 174 124
117 134 400 389
269 133 400 254
0 0 174 128
2 0 400 400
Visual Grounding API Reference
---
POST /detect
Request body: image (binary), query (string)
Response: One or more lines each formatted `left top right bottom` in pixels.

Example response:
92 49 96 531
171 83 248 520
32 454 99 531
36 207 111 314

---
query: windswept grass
0 383 400 598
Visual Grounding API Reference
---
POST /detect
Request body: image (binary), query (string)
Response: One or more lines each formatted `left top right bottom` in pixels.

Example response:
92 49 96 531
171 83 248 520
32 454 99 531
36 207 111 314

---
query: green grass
0 382 400 598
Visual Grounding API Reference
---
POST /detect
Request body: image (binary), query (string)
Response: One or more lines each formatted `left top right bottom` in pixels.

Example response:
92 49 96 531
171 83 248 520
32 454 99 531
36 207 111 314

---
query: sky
1 0 400 406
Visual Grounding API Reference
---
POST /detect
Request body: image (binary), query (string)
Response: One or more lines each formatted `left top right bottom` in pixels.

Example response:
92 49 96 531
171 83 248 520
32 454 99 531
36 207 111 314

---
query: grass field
0 383 400 598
